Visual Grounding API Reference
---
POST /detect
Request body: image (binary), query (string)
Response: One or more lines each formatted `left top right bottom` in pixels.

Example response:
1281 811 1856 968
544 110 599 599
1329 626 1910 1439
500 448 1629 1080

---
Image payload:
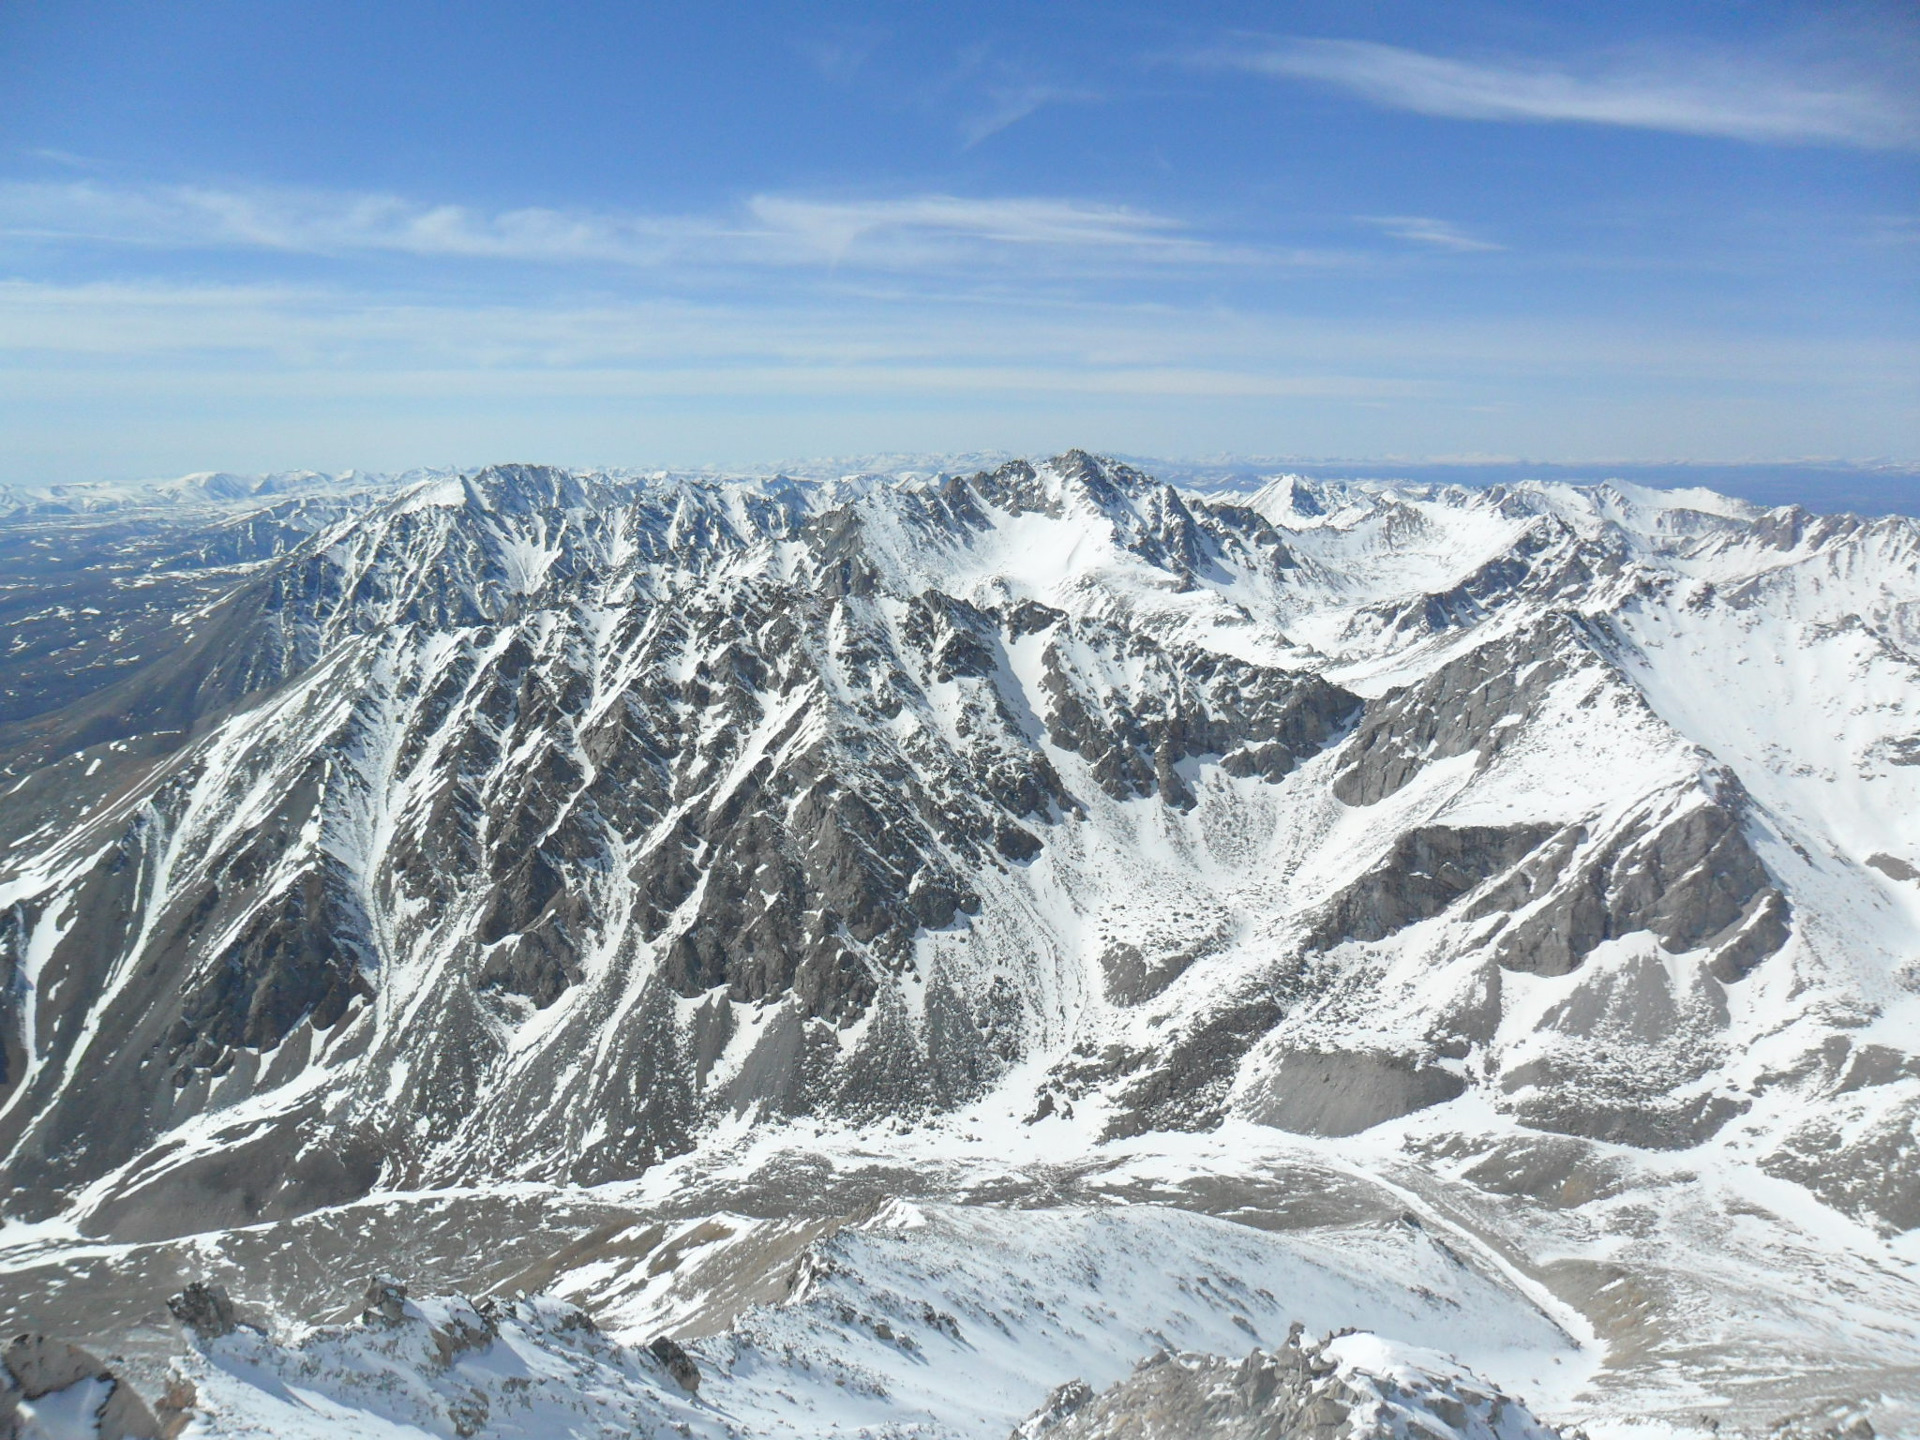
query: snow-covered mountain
0 452 1915 1439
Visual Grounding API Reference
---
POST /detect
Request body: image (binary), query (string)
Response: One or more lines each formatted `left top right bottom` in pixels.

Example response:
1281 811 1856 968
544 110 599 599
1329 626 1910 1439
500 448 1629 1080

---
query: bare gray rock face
1248 1050 1467 1137
1305 824 1559 952
1014 1380 1097 1438
1479 789 1788 983
4 455 1920 1438
1331 618 1585 808
0 457 1379 1229
1328 617 1788 985
1763 1090 1920 1233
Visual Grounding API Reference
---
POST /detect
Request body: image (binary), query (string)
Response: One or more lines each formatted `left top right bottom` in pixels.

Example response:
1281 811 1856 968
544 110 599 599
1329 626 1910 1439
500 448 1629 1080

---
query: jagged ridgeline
0 452 1915 1245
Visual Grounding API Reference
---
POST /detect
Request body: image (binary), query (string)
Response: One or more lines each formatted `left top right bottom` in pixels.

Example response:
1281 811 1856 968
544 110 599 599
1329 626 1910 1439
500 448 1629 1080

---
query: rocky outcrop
1331 619 1590 807
1479 791 1788 981
1762 1090 1920 1233
1010 1329 1564 1440
0 454 1391 1226
1341 518 1613 644
649 1335 701 1392
166 1281 236 1339
362 1273 410 1325
1038 619 1359 809
1305 824 1558 951
0 452 1884 1252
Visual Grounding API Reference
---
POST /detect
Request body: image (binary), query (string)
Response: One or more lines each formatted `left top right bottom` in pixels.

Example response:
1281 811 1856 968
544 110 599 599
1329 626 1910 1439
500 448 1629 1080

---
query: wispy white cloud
959 81 1095 148
0 180 691 264
933 42 1099 149
1211 37 1919 149
0 180 1258 272
21 146 106 170
744 194 1214 264
1363 216 1504 252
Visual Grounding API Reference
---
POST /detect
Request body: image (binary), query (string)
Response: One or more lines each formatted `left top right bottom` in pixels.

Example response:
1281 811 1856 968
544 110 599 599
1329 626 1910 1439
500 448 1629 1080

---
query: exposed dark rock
1503 1065 1748 1150
1487 795 1787 980
0 454 1860 1258
1418 1133 1631 1210
74 1113 385 1241
1306 824 1558 950
169 854 375 1077
1832 1042 1920 1094
1005 599 1066 638
1098 940 1206 1006
426 1300 498 1368
1013 1379 1095 1438
362 1273 409 1326
166 1281 236 1339
1040 621 1358 809
1332 616 1592 807
1097 994 1289 1139
1867 852 1919 883
1342 520 1609 643
649 1334 701 1392
1762 1092 1920 1233
155 1378 196 1439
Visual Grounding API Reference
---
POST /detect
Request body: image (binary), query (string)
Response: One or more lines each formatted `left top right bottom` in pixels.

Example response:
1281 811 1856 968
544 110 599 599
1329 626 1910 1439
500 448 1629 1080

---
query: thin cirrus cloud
0 180 685 264
742 194 1217 265
0 180 1244 273
1363 216 1504 253
1213 36 1919 149
959 82 1094 148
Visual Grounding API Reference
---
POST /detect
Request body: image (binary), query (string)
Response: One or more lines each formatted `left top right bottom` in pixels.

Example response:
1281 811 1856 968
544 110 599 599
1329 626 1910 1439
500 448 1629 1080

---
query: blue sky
0 0 1915 481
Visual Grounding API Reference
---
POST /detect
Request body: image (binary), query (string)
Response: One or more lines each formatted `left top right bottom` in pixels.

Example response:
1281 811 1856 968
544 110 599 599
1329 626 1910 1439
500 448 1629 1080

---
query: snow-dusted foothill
0 451 1915 1437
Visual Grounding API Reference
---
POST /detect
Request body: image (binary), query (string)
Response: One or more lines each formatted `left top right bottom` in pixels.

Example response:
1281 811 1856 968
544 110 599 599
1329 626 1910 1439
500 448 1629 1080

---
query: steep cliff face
0 453 1915 1275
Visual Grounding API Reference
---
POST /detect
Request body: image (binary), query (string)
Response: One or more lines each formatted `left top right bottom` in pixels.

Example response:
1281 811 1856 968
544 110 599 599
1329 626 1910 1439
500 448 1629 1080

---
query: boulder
166 1281 236 1340
648 1335 700 1392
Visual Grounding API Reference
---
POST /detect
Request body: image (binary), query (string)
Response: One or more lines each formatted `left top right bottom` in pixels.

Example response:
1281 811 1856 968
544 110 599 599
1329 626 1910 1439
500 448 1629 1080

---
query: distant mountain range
6 453 1918 519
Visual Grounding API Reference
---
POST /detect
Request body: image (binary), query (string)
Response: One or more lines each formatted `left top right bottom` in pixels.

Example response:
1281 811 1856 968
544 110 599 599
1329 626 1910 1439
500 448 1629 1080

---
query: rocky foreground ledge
12 1276 1576 1440
2 1269 1886 1439
0 1333 191 1440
